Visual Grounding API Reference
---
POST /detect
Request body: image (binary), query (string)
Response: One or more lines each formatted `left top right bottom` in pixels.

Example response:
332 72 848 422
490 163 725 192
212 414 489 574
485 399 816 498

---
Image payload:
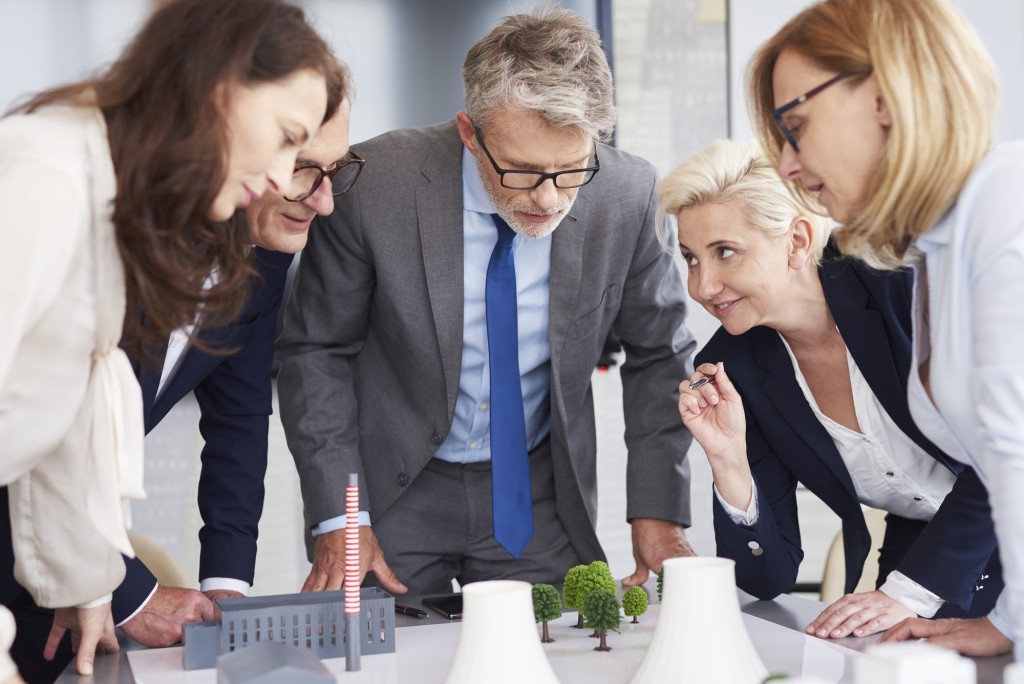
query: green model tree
656 568 664 602
583 590 620 652
532 583 561 643
577 561 617 636
621 585 649 624
564 560 618 630
562 564 589 628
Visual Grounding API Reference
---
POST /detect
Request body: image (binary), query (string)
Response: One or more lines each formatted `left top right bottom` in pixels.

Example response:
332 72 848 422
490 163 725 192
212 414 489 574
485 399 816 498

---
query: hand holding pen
678 362 746 456
679 362 753 507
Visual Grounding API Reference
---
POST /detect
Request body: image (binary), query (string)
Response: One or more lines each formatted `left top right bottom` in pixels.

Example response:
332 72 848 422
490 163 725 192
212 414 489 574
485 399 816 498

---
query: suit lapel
137 354 162 430
750 330 861 502
149 347 219 424
417 127 466 423
821 260 912 439
548 196 587 363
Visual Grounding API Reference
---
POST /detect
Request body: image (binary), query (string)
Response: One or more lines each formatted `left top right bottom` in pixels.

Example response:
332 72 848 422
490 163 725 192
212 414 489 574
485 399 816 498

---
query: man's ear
455 112 478 155
788 216 815 269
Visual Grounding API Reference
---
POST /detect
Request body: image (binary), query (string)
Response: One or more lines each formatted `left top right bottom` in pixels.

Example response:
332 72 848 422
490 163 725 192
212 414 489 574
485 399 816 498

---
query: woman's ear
788 216 815 269
866 73 892 128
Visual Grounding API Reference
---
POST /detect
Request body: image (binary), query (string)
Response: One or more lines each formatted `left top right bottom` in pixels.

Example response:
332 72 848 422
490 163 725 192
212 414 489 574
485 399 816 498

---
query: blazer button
431 431 444 445
748 541 764 557
396 472 410 487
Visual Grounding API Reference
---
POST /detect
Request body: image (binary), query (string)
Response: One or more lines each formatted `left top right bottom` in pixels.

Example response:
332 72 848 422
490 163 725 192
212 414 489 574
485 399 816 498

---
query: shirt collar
462 145 496 215
913 203 956 253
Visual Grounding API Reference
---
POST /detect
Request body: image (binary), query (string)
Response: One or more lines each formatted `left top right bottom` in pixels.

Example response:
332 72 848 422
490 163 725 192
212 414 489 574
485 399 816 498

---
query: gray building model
182 588 396 670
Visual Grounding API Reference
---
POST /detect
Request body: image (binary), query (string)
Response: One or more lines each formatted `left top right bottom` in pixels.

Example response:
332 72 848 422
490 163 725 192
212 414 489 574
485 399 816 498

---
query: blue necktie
487 214 533 558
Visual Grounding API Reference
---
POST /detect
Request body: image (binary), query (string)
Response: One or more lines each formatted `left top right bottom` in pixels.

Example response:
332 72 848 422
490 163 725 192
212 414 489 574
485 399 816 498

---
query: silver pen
688 375 715 390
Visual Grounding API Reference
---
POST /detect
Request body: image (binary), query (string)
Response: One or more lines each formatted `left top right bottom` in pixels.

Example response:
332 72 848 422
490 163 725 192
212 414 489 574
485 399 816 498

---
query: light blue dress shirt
314 146 553 535
434 146 553 462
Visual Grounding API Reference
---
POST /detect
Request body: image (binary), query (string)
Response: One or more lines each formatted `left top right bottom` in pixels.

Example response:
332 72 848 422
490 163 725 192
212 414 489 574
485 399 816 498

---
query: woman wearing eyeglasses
748 0 1024 660
667 139 1000 646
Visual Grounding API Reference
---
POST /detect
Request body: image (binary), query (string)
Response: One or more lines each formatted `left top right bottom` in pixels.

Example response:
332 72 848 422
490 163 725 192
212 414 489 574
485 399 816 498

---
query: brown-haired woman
0 0 343 676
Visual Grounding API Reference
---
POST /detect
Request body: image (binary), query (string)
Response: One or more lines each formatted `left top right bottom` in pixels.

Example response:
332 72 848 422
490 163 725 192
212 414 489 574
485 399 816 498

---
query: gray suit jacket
277 121 695 564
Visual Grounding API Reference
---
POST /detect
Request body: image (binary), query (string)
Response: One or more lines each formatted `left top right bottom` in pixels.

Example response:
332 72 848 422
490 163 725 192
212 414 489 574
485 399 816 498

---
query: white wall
0 0 596 146
0 0 150 113
728 0 1024 144
303 0 597 145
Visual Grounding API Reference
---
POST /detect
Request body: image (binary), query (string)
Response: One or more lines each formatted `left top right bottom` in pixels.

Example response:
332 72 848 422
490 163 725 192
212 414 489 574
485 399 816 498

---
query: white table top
58 591 1014 683
125 605 860 683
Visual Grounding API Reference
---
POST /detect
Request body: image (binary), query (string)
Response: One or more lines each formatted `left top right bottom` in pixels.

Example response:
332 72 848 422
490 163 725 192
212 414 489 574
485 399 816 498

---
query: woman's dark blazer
696 242 1000 615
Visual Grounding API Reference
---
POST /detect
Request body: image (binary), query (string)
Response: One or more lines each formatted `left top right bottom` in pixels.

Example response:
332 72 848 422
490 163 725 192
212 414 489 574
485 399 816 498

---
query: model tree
562 564 589 628
577 561 617 636
587 561 616 593
532 583 561 643
656 568 664 602
621 585 649 624
583 589 620 652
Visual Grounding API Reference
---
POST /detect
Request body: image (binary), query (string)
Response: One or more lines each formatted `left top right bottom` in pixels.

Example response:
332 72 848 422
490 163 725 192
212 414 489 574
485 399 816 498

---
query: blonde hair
748 0 999 268
657 139 832 262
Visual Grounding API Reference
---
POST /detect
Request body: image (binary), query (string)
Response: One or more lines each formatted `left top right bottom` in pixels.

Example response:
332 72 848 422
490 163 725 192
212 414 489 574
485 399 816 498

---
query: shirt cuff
313 512 371 536
78 594 113 610
988 592 1014 644
114 584 157 627
878 571 945 617
200 578 252 596
714 480 759 526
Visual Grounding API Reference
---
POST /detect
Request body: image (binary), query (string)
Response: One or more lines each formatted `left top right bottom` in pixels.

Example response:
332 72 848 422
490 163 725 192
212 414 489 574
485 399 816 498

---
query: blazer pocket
571 283 621 341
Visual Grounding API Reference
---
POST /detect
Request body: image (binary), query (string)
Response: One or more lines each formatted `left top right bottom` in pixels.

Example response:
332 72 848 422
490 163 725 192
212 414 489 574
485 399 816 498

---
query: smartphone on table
422 593 463 620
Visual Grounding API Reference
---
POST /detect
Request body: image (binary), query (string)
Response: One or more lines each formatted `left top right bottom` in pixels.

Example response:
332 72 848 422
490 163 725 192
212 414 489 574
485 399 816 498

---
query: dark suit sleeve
892 465 999 611
111 556 157 623
617 180 697 526
191 249 290 584
710 401 805 600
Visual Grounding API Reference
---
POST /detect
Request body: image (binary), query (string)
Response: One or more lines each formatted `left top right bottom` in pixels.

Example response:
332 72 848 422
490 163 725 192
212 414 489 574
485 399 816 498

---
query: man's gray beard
477 158 576 240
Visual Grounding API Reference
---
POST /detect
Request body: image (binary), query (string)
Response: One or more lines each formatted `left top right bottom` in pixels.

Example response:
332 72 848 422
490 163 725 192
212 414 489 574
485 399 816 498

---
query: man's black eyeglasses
285 150 366 202
473 125 599 190
771 72 852 152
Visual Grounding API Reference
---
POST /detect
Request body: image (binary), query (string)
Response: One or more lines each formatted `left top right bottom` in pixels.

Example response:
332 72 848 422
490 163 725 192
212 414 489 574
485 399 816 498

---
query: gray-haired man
278 7 697 595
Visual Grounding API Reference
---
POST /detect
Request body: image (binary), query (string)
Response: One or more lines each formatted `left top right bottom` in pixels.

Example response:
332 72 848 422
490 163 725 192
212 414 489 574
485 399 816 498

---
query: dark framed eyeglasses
772 72 852 152
285 150 366 202
473 125 600 190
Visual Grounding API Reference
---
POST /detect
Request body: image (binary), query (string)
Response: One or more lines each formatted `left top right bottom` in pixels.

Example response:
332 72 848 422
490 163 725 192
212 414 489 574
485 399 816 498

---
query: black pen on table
395 604 428 618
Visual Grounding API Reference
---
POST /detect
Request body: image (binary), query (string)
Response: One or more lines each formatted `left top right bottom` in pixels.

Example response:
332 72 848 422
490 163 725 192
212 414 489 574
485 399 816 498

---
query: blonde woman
748 0 1023 659
667 139 1000 645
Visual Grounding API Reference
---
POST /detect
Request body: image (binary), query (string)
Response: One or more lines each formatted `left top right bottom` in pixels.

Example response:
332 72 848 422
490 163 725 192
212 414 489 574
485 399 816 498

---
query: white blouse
718 333 956 615
0 102 144 609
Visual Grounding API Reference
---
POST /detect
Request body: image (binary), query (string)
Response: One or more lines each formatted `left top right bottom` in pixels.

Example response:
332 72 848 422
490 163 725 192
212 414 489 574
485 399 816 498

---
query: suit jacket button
748 541 763 556
431 431 444 445
396 472 410 487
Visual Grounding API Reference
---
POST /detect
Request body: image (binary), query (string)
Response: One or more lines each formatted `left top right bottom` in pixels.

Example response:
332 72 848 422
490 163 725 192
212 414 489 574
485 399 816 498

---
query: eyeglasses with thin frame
285 150 366 202
473 125 600 190
772 72 852 152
